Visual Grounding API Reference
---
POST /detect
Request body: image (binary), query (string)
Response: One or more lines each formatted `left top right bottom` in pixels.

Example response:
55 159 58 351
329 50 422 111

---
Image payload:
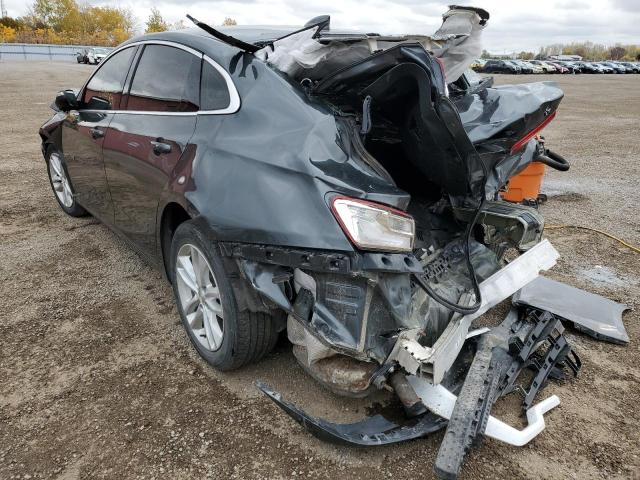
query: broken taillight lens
510 111 556 154
434 56 448 96
331 197 415 252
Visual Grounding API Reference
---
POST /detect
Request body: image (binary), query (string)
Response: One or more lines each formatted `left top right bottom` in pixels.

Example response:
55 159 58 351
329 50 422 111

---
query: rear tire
170 220 280 371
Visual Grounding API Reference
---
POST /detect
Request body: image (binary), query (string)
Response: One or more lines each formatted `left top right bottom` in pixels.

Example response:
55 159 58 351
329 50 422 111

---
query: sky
3 0 639 53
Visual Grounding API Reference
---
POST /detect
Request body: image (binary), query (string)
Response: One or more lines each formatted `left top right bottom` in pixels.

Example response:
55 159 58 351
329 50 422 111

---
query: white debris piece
408 377 561 447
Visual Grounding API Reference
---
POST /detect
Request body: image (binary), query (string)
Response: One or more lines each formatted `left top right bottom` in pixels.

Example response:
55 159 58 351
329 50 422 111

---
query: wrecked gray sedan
40 5 629 479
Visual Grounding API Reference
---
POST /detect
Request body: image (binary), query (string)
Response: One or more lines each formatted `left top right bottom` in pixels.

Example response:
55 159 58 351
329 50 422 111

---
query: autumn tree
146 7 168 33
0 16 26 29
222 17 237 26
12 0 135 45
609 45 626 60
172 19 188 30
30 0 76 30
0 25 17 42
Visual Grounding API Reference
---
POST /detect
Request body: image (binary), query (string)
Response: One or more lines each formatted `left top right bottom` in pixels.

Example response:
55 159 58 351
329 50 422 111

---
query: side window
83 46 135 110
127 45 201 112
201 60 231 111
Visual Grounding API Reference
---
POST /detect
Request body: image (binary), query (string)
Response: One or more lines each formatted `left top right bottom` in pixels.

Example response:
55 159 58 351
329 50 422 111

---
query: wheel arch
158 200 193 280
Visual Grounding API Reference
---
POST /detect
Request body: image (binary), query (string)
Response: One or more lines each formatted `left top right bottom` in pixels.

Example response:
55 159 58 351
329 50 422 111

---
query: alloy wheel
49 152 74 208
175 243 225 351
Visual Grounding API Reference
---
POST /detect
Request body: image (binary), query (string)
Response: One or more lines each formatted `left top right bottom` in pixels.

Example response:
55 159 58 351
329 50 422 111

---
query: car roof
120 27 290 59
120 24 438 59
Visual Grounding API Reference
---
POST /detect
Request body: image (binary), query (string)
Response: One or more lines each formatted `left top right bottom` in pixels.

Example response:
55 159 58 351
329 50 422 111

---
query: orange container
501 162 545 203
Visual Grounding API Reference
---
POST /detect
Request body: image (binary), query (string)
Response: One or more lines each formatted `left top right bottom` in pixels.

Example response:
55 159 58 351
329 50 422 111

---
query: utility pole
1 0 7 18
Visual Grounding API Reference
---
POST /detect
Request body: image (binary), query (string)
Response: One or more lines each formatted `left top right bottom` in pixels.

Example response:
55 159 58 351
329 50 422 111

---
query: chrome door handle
150 140 171 155
90 127 104 139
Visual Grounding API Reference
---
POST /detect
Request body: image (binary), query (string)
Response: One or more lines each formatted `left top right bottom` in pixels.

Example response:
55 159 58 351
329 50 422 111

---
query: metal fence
0 43 100 61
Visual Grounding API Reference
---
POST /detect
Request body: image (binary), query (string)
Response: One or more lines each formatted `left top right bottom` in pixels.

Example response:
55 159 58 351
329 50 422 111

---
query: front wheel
170 221 280 371
46 148 87 217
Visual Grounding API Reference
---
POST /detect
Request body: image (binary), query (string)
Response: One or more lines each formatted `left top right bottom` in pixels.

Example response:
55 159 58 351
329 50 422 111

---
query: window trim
81 44 138 107
79 39 240 116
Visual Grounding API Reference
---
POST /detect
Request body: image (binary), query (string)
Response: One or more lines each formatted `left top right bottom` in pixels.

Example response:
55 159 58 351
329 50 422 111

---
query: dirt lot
1 61 639 480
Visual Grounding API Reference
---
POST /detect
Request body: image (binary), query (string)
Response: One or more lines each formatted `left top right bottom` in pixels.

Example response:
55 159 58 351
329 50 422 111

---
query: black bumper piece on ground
256 381 447 446
256 309 581 477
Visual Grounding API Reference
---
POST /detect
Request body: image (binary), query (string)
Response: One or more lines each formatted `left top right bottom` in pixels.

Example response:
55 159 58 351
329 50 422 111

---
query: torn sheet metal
255 6 488 83
513 276 630 344
254 26 370 80
454 82 564 145
238 259 293 312
431 6 489 82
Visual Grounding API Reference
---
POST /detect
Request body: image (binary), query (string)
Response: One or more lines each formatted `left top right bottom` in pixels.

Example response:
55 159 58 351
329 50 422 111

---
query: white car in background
85 48 111 64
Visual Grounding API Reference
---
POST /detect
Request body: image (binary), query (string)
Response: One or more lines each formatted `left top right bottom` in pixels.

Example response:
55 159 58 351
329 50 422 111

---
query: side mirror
55 89 79 112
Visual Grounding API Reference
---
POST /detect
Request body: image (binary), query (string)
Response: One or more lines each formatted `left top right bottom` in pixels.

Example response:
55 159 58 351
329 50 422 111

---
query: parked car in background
547 62 569 74
482 59 520 73
511 60 533 73
557 61 581 73
524 61 544 73
507 60 527 73
530 60 556 73
617 61 640 73
573 61 599 73
75 50 84 63
86 48 111 64
76 47 112 64
591 62 614 73
601 61 627 73
470 58 486 71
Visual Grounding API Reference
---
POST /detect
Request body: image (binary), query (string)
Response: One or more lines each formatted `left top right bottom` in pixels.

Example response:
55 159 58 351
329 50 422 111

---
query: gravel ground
0 62 639 480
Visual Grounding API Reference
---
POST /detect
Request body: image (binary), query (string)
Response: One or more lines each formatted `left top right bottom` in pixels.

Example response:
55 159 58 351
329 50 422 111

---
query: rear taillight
434 57 448 96
510 111 556 154
330 197 415 252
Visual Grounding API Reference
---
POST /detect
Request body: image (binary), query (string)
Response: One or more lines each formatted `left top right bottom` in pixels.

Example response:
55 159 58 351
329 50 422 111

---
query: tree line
4 2 638 58
0 0 238 46
482 41 640 62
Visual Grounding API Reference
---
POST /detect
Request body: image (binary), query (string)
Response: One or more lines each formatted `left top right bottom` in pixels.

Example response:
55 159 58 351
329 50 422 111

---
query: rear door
62 46 136 223
102 43 201 256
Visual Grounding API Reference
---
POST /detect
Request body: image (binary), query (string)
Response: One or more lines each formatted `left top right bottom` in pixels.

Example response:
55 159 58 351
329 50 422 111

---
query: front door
61 110 113 220
62 45 137 223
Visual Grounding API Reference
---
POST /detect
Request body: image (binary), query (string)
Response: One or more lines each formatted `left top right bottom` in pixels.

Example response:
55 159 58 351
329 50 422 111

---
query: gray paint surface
513 276 630 344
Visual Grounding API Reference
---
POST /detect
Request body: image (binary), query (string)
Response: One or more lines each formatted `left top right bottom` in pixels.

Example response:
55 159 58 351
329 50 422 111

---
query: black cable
413 195 486 315
412 133 489 316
